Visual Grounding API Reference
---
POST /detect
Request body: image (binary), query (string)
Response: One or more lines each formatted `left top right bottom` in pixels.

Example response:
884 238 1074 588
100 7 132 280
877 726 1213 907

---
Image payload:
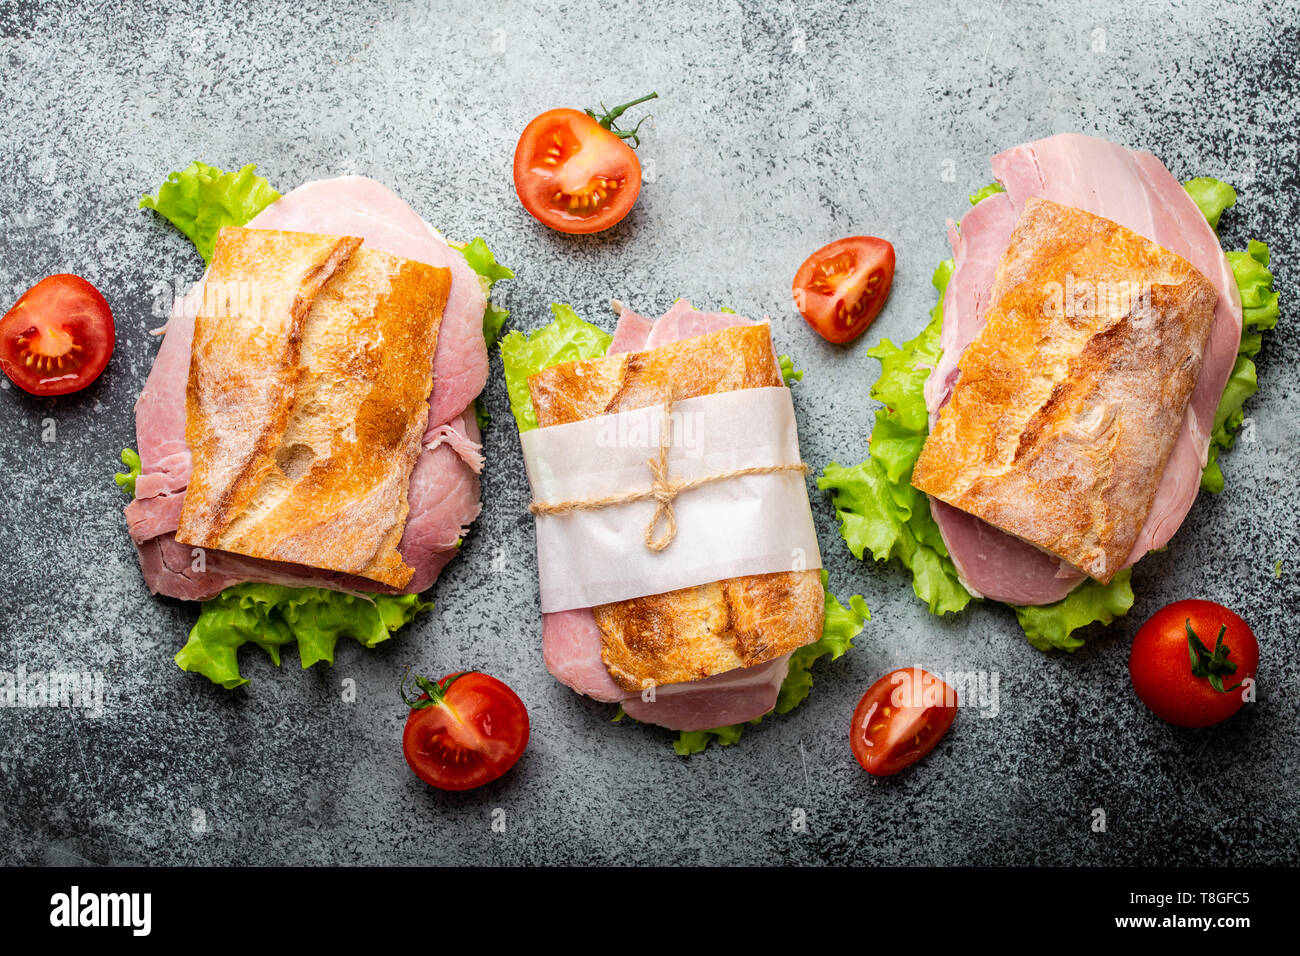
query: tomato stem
586 92 658 148
1184 619 1242 693
400 667 470 710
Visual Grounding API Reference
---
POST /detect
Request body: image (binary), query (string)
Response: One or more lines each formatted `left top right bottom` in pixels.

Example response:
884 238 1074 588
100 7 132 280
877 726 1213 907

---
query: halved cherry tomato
1130 600 1259 728
793 236 895 344
401 671 529 791
513 96 655 234
850 667 957 776
0 274 114 395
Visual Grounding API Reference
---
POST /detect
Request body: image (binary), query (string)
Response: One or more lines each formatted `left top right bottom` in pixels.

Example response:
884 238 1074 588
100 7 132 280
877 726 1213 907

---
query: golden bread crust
912 198 1219 582
594 571 824 692
179 227 360 547
527 323 784 424
176 227 451 587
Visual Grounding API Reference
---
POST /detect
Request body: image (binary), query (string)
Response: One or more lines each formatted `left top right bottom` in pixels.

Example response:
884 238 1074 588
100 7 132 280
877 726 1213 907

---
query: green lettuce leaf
140 162 281 263
175 584 431 689
1012 570 1135 652
1229 239 1281 336
969 182 1006 205
1181 182 1278 493
673 572 869 755
817 259 972 616
114 448 141 496
1184 178 1238 231
457 237 514 350
500 303 613 432
779 353 804 385
1201 238 1279 492
776 576 869 714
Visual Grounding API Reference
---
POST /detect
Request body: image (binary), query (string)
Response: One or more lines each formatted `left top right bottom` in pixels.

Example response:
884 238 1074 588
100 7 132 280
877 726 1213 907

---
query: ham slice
929 500 1084 604
538 302 795 730
542 608 625 703
926 134 1243 605
642 299 752 349
924 193 1018 421
126 176 485 598
134 532 410 603
607 303 654 354
620 653 792 731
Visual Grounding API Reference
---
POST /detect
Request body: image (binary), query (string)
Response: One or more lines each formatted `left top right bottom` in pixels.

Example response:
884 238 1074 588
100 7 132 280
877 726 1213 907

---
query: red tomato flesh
793 236 895 344
1129 600 1259 728
850 667 957 776
513 108 642 234
402 672 529 791
0 274 114 395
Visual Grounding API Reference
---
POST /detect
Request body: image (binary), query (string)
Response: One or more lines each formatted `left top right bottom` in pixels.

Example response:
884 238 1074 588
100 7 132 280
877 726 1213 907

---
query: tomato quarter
793 236 895 344
1129 600 1259 728
0 274 114 395
513 94 656 234
401 671 530 791
850 667 957 776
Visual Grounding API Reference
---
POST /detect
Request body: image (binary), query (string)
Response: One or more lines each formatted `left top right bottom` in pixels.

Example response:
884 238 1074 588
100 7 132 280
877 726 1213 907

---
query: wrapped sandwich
503 301 867 752
821 134 1279 649
119 166 510 686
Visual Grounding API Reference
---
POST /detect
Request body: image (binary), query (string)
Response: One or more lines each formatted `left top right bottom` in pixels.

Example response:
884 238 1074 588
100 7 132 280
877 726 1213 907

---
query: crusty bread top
528 322 784 425
912 198 1219 582
593 571 824 692
176 226 451 587
529 323 823 691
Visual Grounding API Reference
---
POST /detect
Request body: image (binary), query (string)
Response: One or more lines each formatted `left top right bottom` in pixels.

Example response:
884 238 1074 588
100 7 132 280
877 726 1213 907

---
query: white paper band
522 386 822 612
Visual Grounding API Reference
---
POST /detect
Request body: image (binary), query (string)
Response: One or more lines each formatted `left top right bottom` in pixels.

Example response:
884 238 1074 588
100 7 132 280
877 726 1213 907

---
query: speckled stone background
1 0 1297 866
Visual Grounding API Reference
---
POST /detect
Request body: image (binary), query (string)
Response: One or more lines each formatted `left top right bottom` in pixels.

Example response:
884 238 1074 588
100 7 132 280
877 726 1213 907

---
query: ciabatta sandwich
821 134 1279 650
505 301 867 747
123 170 508 685
913 197 1219 585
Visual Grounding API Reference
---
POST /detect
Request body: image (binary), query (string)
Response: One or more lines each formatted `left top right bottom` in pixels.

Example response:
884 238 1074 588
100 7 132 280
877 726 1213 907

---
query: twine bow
529 389 808 552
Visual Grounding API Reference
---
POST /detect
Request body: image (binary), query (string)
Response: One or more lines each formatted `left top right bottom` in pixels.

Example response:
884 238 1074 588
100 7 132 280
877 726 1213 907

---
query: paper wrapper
522 386 822 612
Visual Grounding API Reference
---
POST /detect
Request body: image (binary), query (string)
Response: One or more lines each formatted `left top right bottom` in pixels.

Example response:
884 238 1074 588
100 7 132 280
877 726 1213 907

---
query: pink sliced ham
641 299 753 350
621 654 792 731
538 302 795 731
425 415 486 475
125 176 486 598
924 192 1018 422
542 608 625 703
929 500 1083 604
607 303 654 354
925 134 1243 605
134 533 408 603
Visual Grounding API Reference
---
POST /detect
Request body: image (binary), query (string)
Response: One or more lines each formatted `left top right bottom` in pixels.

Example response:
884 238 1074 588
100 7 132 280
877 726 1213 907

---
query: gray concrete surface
0 0 1297 866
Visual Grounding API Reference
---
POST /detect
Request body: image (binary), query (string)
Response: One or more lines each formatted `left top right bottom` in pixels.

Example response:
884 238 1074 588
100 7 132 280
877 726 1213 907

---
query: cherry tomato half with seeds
0 274 114 395
850 667 957 776
401 671 529 791
1129 600 1258 728
513 94 656 234
793 236 895 344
